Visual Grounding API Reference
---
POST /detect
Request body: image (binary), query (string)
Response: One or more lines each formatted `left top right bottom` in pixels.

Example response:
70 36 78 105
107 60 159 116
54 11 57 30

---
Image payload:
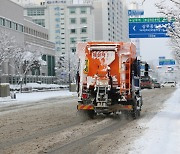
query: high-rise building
128 2 143 57
24 1 94 56
91 0 129 42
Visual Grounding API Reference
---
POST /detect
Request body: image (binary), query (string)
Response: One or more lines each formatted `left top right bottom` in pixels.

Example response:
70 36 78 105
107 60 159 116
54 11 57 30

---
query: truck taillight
82 93 88 99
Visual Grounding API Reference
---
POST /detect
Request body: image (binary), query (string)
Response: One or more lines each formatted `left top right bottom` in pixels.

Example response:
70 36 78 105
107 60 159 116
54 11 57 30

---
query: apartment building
92 0 129 42
24 1 94 56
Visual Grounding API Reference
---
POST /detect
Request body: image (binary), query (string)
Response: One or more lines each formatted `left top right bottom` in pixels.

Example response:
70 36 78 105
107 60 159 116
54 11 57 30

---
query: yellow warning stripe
78 104 94 110
121 105 133 110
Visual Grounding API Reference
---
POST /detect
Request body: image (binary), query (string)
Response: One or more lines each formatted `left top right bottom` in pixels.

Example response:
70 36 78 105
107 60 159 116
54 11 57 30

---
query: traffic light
144 63 149 76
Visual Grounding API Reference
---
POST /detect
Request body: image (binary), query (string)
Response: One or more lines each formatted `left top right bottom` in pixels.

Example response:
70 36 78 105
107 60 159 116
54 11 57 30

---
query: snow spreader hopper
76 42 142 118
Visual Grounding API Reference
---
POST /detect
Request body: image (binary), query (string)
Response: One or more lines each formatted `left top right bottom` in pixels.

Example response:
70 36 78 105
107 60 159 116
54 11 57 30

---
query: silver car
161 81 176 87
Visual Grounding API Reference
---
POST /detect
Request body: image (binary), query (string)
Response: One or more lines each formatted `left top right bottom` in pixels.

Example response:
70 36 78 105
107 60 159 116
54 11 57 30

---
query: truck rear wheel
131 100 140 119
86 110 96 119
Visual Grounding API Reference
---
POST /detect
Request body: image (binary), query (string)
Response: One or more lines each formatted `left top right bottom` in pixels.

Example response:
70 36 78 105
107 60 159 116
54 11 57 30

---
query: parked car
154 82 161 88
161 81 176 88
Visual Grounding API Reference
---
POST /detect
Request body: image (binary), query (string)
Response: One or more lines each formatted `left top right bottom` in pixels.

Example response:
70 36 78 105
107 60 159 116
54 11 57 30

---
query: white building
10 0 41 6
24 1 94 56
66 4 94 54
0 0 56 84
89 0 129 42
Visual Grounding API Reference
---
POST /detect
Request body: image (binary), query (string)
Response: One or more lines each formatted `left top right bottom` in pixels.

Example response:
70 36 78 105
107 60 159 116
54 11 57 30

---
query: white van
161 81 176 87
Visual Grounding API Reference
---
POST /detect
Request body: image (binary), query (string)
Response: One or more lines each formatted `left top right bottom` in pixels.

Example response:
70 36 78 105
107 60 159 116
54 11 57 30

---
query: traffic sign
159 56 166 59
128 10 144 16
129 22 172 38
129 17 173 38
159 59 175 65
129 17 175 23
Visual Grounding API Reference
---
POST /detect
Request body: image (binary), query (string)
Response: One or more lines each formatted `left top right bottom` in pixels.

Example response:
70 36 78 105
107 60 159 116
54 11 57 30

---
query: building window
0 18 5 26
70 18 76 24
80 7 87 14
24 27 27 33
70 37 77 44
70 29 76 34
71 47 76 53
11 22 16 30
81 27 87 33
42 55 46 61
6 20 11 28
31 29 33 34
80 18 87 24
69 8 76 14
28 28 31 34
32 19 45 27
81 37 88 42
27 8 45 16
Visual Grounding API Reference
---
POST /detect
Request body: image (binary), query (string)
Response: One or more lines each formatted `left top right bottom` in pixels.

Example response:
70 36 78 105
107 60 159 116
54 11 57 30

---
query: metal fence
0 74 57 85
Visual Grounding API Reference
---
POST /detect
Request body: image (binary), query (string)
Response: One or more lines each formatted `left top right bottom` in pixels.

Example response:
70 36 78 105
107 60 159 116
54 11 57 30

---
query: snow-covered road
130 87 180 154
0 88 179 154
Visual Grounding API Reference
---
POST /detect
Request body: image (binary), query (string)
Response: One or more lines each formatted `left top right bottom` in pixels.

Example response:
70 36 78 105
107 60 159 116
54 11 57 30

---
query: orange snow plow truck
76 42 142 119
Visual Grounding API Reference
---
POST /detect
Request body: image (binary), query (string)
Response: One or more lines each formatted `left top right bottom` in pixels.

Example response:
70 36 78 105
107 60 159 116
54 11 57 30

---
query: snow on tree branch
0 30 17 66
56 52 79 84
12 44 43 78
156 0 180 64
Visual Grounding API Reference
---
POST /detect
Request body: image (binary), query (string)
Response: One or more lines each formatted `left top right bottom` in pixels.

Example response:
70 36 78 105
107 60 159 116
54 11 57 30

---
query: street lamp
68 25 88 89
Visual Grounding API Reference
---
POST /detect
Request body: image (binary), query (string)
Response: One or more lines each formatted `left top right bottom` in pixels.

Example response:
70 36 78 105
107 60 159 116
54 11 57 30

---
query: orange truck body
76 42 142 118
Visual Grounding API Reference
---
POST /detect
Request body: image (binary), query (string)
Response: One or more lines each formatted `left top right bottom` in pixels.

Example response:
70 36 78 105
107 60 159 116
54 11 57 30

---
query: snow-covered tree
12 44 43 87
156 0 180 64
0 30 17 66
56 52 79 84
56 54 68 84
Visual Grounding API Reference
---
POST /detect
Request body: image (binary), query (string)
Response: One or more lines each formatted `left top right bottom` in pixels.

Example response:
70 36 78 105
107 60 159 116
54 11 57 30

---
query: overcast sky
130 0 173 62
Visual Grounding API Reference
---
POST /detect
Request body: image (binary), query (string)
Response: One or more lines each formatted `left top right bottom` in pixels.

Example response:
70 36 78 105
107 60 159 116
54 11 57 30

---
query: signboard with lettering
129 17 174 38
129 17 174 23
159 59 175 65
46 0 66 4
128 10 144 16
159 56 166 60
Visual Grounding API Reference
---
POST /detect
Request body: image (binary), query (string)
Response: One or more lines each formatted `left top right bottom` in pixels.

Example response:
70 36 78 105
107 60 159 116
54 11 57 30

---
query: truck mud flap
77 104 94 110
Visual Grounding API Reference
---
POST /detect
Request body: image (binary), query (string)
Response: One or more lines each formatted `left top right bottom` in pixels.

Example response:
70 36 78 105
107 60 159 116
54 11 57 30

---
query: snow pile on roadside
0 90 77 104
0 96 12 103
10 83 69 91
129 88 180 154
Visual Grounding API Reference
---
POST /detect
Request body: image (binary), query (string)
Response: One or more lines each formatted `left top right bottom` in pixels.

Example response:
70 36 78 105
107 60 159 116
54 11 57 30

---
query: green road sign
129 17 175 23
